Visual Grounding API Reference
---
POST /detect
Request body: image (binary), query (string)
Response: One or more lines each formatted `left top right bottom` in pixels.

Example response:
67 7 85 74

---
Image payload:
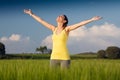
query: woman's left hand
91 16 102 21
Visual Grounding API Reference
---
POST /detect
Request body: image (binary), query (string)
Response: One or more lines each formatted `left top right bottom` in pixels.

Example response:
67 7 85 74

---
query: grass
0 59 120 80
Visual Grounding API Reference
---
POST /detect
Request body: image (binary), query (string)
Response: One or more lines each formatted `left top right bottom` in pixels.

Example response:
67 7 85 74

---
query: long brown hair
63 15 68 28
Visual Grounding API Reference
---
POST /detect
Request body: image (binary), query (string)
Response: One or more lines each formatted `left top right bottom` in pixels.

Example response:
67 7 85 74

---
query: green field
0 58 120 80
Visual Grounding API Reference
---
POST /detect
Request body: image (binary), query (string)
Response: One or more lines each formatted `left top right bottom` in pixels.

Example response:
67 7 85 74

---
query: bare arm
66 16 102 31
24 9 55 31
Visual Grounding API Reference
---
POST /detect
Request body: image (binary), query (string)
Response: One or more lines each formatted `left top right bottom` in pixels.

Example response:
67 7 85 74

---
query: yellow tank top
50 28 70 60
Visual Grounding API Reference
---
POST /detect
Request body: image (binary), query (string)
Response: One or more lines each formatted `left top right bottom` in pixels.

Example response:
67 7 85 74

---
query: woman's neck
57 23 65 29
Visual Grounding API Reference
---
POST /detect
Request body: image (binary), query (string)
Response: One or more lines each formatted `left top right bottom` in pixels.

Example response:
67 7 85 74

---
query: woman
24 9 102 69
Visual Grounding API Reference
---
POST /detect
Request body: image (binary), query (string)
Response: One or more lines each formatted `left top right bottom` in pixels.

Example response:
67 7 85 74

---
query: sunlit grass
0 59 120 80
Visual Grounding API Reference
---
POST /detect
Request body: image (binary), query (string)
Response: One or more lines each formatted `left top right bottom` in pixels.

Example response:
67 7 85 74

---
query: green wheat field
0 57 120 80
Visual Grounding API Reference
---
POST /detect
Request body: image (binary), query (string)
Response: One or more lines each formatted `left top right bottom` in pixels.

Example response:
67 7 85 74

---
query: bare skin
24 9 102 35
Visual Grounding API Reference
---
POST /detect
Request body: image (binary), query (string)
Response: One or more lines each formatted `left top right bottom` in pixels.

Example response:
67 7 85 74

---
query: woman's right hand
24 9 33 16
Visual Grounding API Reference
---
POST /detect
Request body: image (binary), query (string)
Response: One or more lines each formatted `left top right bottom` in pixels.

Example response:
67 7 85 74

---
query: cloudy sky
0 0 120 54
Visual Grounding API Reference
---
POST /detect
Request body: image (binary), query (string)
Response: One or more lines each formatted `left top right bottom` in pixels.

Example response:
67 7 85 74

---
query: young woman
24 9 102 69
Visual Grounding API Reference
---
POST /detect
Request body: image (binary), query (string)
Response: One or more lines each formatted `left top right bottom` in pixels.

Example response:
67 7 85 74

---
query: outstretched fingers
24 9 33 15
92 16 102 21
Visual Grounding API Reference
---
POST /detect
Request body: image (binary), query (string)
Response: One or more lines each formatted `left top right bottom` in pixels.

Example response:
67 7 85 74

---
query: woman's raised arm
24 9 55 31
66 16 102 31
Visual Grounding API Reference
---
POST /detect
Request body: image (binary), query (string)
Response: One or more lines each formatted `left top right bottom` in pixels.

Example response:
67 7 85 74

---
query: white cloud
0 37 8 41
41 35 52 48
0 34 36 53
41 23 120 54
0 34 30 42
9 34 21 41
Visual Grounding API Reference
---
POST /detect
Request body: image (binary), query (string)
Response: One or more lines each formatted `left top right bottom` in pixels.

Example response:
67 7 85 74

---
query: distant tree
97 50 106 58
36 46 47 54
106 46 120 59
0 42 5 55
47 49 52 54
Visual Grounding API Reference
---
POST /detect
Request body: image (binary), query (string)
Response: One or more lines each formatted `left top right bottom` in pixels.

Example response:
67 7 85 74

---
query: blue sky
0 0 120 54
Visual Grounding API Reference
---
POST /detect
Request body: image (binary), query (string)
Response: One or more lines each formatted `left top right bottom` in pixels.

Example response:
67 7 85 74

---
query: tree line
36 46 52 54
0 42 5 58
1 42 120 59
97 46 120 59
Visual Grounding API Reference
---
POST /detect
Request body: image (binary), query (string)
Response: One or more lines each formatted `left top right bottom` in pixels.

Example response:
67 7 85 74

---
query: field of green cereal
0 59 120 80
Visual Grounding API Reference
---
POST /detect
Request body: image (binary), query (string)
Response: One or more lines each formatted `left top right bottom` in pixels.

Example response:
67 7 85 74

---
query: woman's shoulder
65 26 70 32
64 27 69 36
52 27 57 32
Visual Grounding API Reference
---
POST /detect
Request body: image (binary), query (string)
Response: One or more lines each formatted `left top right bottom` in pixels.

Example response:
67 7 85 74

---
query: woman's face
56 15 66 23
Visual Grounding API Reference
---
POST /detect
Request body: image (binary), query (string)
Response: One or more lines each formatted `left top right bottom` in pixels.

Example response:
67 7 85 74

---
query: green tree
106 46 120 59
97 50 106 58
36 46 47 54
0 42 5 55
